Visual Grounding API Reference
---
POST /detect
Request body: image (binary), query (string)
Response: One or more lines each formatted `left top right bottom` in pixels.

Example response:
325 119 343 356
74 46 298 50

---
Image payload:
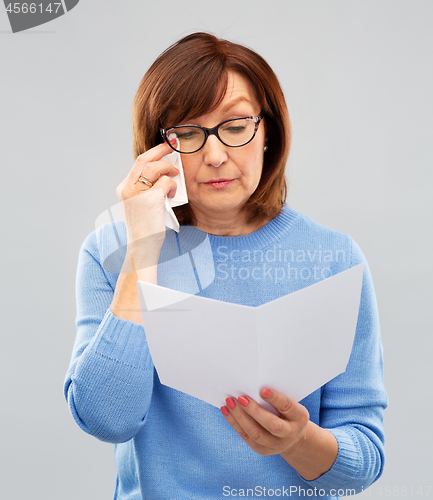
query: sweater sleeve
63 229 155 444
304 237 388 493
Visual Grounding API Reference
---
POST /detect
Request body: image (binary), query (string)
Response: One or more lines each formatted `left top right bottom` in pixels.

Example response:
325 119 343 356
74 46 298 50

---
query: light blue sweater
64 204 387 499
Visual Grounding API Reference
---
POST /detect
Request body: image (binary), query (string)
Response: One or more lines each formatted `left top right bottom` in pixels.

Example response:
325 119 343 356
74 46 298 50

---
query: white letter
217 263 228 280
321 267 331 279
300 267 311 280
252 267 261 279
266 247 276 262
262 263 273 280
230 249 240 262
241 250 252 262
239 267 250 280
275 267 285 283
217 246 228 261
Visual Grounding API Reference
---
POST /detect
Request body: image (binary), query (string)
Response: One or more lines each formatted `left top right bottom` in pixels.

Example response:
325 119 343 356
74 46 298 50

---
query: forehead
164 71 260 127
214 71 259 114
220 71 259 106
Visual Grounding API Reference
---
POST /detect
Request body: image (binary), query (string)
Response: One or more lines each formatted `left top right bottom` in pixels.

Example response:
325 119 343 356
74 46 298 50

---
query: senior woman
64 32 387 499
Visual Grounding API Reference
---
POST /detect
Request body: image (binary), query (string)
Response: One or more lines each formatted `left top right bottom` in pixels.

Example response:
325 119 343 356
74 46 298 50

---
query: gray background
1 1 432 498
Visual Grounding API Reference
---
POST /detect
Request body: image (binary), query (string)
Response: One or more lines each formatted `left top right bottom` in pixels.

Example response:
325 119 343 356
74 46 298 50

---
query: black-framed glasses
160 113 263 154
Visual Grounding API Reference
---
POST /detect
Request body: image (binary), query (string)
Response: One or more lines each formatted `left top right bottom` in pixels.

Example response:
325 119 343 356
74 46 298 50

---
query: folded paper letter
137 264 364 409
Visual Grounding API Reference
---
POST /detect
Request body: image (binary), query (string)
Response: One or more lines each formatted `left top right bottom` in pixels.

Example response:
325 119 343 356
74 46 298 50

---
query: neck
189 204 269 236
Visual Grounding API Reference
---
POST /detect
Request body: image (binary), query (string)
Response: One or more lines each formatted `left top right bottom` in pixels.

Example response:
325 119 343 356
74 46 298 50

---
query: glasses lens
167 127 205 153
219 118 256 147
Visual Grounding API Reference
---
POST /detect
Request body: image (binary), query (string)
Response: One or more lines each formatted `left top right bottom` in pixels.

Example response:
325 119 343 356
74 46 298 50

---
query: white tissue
161 140 188 232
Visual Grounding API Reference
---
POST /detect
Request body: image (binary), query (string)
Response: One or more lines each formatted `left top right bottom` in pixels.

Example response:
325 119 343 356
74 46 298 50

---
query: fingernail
221 406 229 416
262 389 271 399
238 396 249 407
170 138 177 145
226 397 236 409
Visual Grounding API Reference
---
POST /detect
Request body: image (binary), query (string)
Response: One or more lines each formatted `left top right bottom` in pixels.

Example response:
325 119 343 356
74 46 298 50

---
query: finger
224 397 279 447
150 175 178 199
130 143 175 179
221 405 248 439
132 160 179 187
221 405 269 453
261 388 309 424
235 395 290 439
136 142 174 163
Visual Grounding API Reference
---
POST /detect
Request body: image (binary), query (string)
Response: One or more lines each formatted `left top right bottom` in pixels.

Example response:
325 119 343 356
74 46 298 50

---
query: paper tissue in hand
161 137 188 232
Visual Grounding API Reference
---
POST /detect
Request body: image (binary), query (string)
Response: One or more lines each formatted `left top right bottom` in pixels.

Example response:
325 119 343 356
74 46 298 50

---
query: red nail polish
226 397 236 409
170 138 177 145
262 389 271 399
238 396 249 407
221 406 229 416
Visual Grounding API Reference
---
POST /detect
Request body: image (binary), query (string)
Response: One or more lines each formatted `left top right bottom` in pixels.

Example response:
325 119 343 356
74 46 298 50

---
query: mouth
204 178 235 189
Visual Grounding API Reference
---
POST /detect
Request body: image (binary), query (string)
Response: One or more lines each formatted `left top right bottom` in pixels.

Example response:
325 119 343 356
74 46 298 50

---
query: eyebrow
173 96 255 128
220 96 253 113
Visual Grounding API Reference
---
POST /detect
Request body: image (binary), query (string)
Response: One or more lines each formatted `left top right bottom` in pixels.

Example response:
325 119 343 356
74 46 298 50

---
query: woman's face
176 71 266 224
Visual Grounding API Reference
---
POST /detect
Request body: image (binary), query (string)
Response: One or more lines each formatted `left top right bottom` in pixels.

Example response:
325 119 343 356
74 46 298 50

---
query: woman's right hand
116 142 180 275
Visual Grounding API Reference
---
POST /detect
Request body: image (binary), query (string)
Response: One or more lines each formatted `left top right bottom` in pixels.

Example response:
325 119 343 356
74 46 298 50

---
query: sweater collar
176 204 299 253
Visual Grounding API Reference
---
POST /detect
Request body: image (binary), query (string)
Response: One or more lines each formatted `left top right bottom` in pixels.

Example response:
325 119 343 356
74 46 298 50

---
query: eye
220 118 249 134
175 128 202 140
225 125 247 134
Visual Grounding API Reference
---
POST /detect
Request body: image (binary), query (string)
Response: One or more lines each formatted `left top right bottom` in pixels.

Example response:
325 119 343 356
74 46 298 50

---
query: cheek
243 149 264 182
179 156 197 184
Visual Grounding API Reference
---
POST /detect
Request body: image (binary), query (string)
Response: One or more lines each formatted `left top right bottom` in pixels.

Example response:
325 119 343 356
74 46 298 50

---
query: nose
202 134 228 168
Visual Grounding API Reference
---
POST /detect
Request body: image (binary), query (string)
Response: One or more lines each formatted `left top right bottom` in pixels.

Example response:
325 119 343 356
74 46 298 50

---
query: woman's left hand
221 388 310 457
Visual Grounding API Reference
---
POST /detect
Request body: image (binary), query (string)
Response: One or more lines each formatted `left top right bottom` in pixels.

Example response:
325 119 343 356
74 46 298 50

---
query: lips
204 178 235 189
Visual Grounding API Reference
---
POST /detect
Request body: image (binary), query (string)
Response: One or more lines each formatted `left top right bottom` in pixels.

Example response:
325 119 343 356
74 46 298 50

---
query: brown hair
132 32 291 226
